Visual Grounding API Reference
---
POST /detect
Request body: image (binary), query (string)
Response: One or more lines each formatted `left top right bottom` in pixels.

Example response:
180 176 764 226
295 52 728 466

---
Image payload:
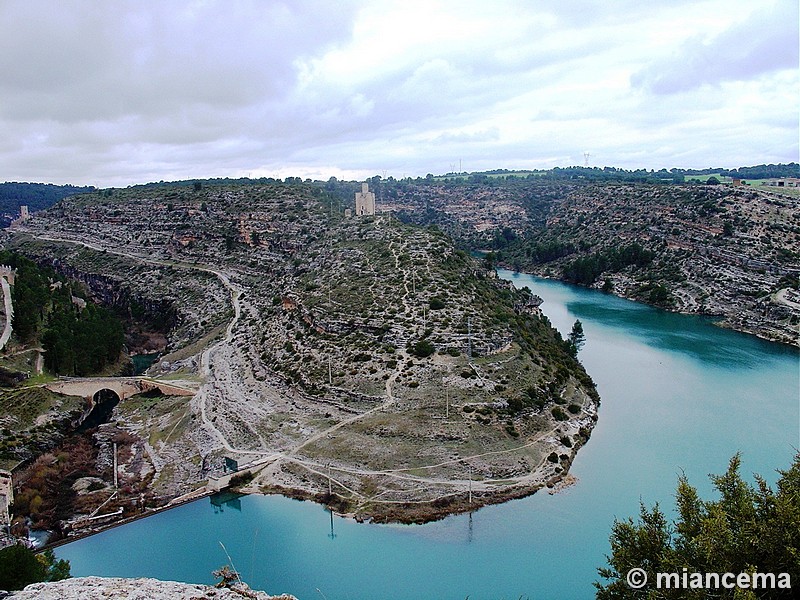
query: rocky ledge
7 576 297 600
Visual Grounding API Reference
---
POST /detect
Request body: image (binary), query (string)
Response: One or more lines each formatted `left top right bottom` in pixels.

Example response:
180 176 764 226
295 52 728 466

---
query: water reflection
211 492 242 513
328 509 336 540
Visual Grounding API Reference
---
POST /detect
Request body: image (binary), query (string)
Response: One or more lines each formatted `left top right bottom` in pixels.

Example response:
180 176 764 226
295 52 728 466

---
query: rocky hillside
9 576 295 599
363 177 799 346
2 180 599 531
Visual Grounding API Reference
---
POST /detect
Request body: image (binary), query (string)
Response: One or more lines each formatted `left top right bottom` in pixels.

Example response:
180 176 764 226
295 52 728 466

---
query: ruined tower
354 183 376 216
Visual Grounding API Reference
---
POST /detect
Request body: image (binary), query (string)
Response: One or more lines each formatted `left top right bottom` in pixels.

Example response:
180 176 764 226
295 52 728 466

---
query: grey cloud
0 1 358 123
631 1 798 94
432 127 501 144
0 0 797 187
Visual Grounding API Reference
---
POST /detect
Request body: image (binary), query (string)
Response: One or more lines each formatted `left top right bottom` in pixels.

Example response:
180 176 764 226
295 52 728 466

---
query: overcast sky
1 0 797 187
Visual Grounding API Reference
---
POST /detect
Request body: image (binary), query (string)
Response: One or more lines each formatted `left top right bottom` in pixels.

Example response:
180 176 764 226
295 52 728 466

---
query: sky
1 0 797 187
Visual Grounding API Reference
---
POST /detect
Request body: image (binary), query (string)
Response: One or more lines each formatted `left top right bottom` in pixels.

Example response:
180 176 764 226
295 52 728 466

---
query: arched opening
77 388 121 432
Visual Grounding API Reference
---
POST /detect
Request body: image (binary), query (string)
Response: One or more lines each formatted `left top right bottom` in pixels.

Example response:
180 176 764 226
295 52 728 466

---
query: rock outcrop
9 576 297 600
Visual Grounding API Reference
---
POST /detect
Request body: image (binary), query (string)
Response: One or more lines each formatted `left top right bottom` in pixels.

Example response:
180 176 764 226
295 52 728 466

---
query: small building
762 178 800 188
354 183 376 216
224 456 240 473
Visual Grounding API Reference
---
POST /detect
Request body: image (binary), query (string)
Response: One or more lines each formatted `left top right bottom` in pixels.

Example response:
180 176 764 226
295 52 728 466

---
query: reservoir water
56 271 799 599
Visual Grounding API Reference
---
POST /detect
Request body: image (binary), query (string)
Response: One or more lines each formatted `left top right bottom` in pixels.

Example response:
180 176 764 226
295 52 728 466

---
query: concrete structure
44 377 196 403
0 266 15 286
0 470 12 526
354 183 376 216
762 178 800 188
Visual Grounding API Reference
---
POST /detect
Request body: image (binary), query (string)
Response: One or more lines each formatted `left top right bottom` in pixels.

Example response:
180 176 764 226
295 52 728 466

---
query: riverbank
244 421 592 525
498 264 799 348
52 272 799 600
42 408 594 550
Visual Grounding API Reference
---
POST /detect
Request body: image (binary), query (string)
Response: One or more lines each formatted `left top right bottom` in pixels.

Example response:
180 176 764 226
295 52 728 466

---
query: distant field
683 173 722 182
741 179 800 198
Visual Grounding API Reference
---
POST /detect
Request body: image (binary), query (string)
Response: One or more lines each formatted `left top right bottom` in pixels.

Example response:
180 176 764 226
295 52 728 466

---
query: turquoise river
56 270 799 599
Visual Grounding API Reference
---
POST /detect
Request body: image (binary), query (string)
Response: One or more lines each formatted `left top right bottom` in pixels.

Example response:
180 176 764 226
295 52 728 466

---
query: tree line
562 243 655 285
0 182 94 217
1 251 124 376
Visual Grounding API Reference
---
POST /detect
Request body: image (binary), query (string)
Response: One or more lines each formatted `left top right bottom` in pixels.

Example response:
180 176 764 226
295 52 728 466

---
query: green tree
567 319 586 356
596 453 800 598
0 544 70 590
723 221 734 236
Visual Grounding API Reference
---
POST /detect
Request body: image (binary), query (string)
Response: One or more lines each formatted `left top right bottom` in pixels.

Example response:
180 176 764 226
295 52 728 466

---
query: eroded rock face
10 576 297 600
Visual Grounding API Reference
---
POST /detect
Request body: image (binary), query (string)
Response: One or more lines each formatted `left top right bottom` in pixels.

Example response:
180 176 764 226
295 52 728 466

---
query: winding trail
0 275 14 350
23 231 567 506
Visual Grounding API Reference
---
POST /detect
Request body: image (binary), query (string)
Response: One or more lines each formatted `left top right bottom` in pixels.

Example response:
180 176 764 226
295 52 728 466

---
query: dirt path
24 232 569 509
0 275 13 350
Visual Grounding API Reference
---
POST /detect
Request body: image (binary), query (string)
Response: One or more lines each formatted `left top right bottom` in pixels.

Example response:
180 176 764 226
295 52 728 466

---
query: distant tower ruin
19 205 29 220
354 183 375 216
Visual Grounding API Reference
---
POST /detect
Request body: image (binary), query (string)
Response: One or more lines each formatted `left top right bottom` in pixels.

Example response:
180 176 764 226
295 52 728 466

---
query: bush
409 339 435 358
551 406 568 421
229 471 254 488
429 297 446 310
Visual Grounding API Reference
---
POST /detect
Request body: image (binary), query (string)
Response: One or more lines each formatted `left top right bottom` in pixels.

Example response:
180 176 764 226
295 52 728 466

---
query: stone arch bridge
44 377 196 403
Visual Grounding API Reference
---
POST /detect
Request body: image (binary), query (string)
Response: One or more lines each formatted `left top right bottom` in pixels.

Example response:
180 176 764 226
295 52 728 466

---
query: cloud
0 0 797 187
631 0 798 94
0 1 359 123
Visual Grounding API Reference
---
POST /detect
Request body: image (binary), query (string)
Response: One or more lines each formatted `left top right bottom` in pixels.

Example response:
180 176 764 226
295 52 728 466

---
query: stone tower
354 183 376 216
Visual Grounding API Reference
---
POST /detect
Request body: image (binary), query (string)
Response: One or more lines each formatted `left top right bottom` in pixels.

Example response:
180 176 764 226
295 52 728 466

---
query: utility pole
328 356 332 385
446 387 450 420
467 317 472 359
113 442 118 488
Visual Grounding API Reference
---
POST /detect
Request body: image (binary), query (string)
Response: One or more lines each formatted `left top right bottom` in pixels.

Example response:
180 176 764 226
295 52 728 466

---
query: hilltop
1 181 598 534
360 175 799 346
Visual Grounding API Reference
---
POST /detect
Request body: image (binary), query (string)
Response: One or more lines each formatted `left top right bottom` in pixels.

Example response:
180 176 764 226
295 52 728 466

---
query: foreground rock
10 576 296 599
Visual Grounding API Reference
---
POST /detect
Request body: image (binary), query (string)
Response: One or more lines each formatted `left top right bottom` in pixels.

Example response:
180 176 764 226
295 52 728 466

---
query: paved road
0 276 13 350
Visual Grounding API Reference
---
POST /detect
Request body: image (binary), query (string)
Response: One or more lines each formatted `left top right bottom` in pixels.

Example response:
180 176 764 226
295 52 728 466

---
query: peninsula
1 179 598 540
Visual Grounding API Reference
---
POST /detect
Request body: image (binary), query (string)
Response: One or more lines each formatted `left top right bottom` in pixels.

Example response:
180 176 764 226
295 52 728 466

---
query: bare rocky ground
9 576 296 599
380 179 800 347
2 181 599 530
